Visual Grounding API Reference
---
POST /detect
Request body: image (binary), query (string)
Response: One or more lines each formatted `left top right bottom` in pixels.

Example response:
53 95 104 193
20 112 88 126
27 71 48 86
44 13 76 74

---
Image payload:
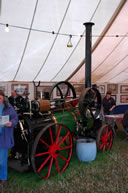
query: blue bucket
76 138 97 162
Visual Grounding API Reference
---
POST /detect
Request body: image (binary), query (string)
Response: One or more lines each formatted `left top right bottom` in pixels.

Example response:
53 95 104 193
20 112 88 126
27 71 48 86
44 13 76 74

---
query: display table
104 114 124 126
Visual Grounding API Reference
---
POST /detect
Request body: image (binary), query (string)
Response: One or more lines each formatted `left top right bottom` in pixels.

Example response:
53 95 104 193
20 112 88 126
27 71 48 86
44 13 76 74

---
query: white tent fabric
70 0 128 84
0 0 126 83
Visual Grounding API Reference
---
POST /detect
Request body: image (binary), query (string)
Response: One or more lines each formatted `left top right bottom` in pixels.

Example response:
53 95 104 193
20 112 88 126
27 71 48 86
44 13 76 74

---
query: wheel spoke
49 127 54 145
105 142 109 149
46 157 54 179
35 151 49 157
60 145 72 151
40 138 49 147
93 94 97 102
107 133 113 150
89 108 95 119
58 131 70 146
65 87 70 98
107 130 112 138
57 85 63 98
58 153 68 162
55 157 60 173
37 155 51 172
107 144 111 150
83 99 91 105
55 125 62 144
99 143 104 150
105 128 113 150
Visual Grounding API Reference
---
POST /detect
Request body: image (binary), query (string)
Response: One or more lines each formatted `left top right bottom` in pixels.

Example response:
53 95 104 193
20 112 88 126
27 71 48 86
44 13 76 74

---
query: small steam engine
8 81 114 179
9 22 115 179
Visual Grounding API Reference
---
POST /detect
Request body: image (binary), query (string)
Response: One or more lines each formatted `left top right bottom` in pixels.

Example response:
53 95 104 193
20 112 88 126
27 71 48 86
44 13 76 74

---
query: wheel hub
49 144 60 158
101 135 108 144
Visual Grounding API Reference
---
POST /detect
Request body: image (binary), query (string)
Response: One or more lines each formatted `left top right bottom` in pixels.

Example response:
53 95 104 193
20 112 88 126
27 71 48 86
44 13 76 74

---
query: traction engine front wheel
96 124 114 152
31 123 73 179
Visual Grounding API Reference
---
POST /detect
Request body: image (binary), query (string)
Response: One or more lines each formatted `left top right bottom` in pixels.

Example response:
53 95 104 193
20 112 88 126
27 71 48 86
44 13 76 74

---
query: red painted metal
99 126 113 152
71 99 79 107
34 124 73 179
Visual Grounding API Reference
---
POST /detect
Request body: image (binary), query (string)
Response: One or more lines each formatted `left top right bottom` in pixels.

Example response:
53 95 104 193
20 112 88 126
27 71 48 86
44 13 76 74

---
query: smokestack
83 22 94 88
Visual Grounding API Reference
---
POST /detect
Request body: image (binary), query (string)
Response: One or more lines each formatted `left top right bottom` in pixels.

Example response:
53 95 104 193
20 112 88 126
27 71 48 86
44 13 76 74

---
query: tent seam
13 0 39 81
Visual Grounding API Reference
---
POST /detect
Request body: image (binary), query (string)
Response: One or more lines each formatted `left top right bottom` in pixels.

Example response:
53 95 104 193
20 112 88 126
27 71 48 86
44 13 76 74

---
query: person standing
0 89 18 191
8 90 24 110
103 91 116 115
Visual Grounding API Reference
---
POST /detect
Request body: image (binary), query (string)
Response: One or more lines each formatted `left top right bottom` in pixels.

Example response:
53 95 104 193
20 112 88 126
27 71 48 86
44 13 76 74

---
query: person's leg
0 148 8 181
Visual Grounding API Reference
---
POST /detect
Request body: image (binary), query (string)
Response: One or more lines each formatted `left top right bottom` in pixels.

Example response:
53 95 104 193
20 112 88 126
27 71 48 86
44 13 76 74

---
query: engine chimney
83 22 94 88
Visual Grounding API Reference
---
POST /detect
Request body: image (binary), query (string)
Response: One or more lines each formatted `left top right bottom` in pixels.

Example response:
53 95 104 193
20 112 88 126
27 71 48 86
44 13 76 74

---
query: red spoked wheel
31 123 73 179
96 124 114 152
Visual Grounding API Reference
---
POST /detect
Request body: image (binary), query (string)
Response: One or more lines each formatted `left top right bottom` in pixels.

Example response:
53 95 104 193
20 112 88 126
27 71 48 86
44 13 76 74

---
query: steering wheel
49 81 76 100
79 87 102 121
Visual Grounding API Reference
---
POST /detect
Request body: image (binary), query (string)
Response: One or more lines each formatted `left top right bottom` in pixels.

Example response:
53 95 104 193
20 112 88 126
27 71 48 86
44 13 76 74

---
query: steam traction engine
9 22 114 179
9 81 115 179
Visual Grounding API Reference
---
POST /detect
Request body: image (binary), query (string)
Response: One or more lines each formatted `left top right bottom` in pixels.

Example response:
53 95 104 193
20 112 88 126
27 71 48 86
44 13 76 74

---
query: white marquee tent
0 0 127 84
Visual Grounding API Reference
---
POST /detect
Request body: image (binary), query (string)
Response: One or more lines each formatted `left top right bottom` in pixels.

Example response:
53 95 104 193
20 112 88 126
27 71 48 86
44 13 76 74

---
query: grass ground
3 127 128 193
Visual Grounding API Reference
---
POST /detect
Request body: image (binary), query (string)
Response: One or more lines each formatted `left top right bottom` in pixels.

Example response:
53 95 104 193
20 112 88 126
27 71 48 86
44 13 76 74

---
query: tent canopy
0 0 127 83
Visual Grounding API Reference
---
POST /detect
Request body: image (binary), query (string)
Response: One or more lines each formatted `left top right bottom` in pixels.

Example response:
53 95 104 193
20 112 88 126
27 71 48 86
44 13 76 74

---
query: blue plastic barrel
76 138 97 162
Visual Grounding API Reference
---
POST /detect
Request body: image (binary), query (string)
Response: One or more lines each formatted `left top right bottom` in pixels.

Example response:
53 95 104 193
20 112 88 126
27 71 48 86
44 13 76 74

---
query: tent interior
0 0 128 103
